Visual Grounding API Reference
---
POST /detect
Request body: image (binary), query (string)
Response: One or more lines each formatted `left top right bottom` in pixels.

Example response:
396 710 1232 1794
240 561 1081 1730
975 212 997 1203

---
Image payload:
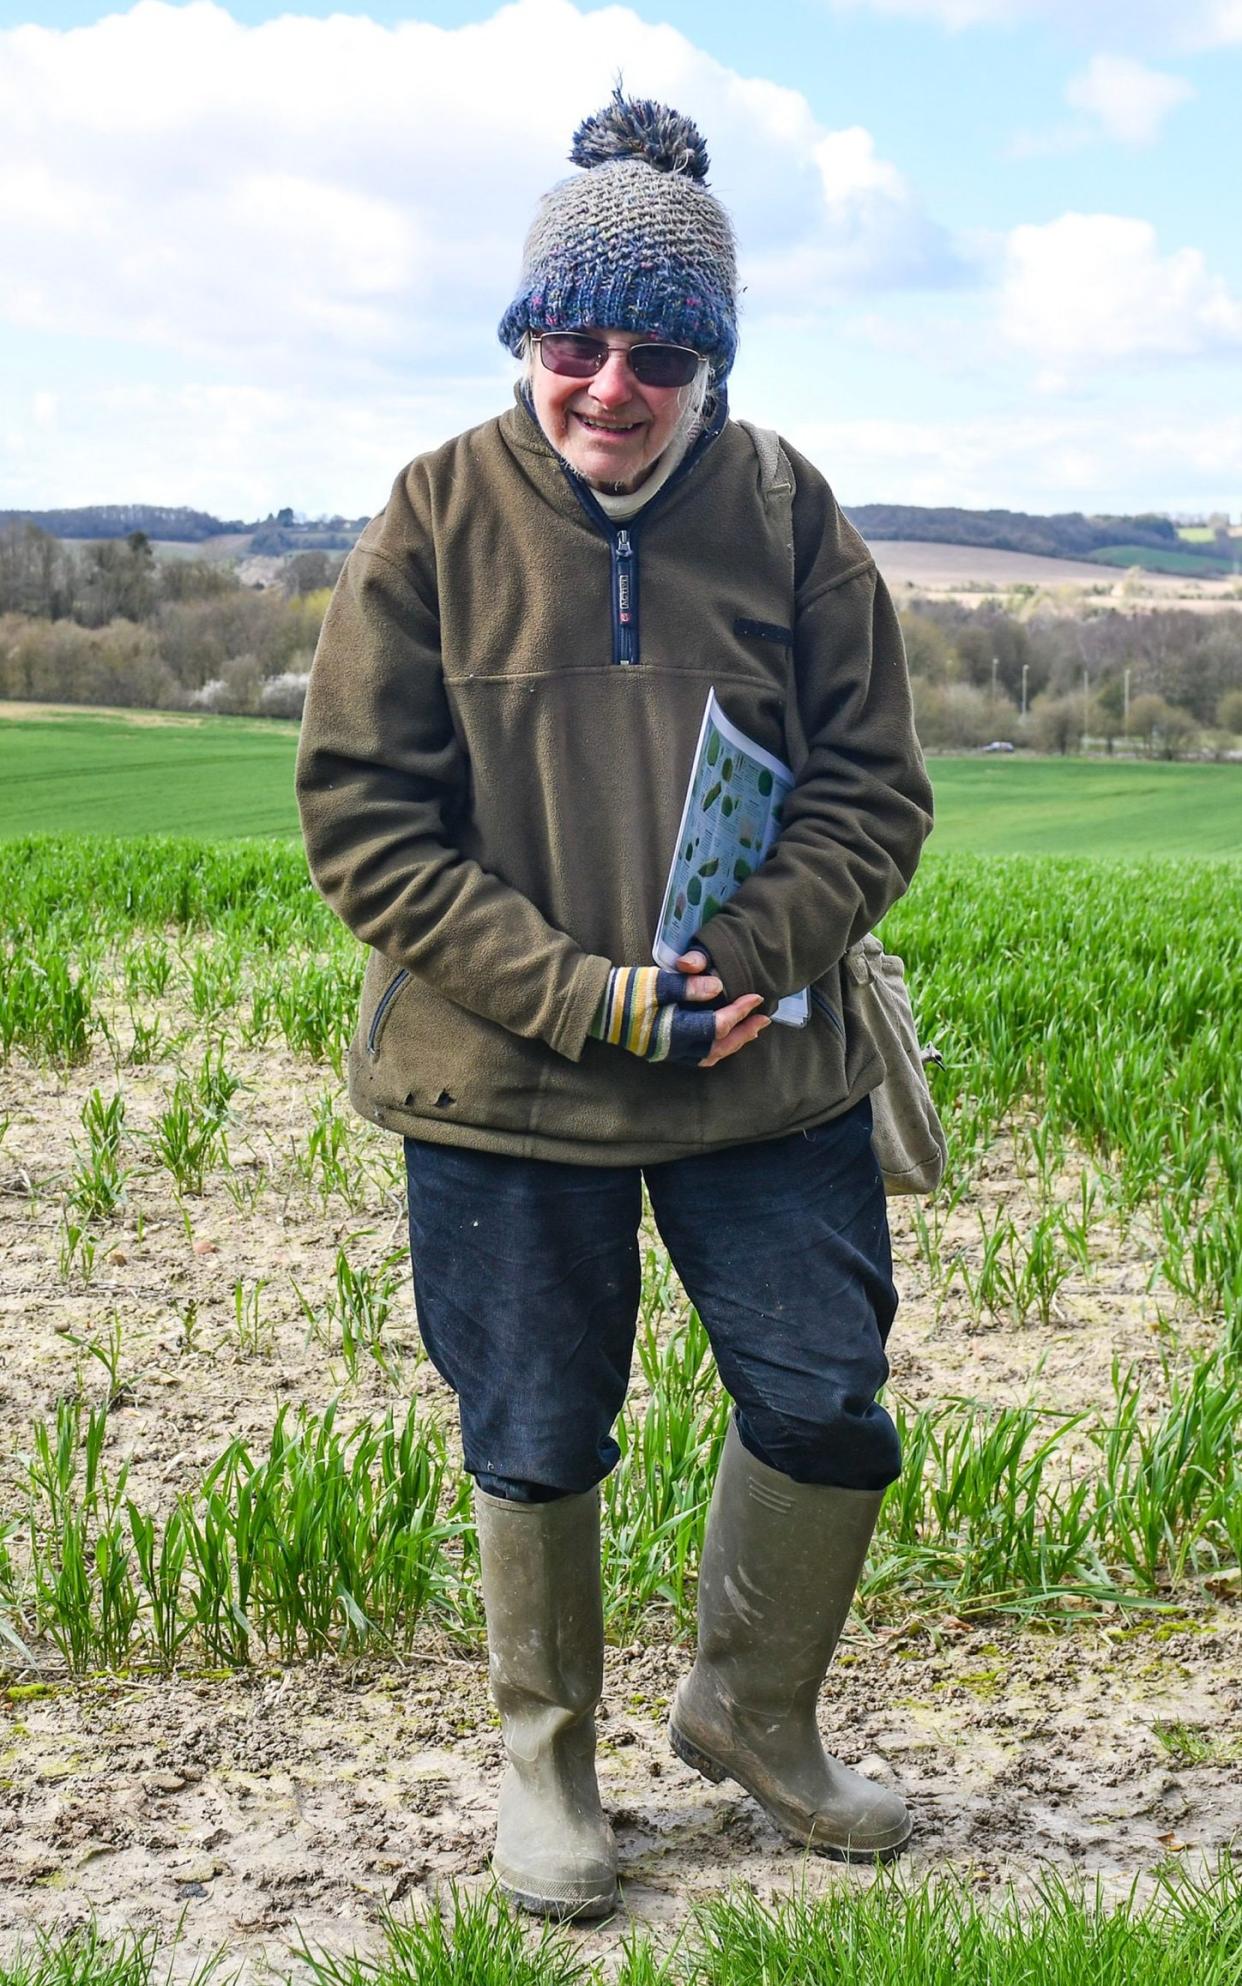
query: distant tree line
0 503 243 542
9 497 1235 574
0 521 339 718
1 517 1240 750
903 594 1242 757
248 524 361 554
0 501 369 550
845 503 1235 571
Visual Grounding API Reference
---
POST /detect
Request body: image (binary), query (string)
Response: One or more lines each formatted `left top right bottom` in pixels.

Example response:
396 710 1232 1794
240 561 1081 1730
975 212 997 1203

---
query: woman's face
530 326 691 493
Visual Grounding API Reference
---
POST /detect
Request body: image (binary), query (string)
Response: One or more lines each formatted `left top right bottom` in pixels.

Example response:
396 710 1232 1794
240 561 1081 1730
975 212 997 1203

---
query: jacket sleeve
693 452 933 1006
295 487 612 1063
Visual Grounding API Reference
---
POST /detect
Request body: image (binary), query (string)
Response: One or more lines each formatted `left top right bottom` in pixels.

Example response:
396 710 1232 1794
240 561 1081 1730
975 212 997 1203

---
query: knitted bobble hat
498 88 739 379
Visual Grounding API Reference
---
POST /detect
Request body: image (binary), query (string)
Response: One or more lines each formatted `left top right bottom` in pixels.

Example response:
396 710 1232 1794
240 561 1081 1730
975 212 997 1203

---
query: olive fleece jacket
295 393 933 1164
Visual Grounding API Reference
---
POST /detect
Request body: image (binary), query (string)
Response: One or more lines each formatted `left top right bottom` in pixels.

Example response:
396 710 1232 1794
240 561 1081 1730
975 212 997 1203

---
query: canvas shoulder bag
840 934 947 1195
740 422 947 1197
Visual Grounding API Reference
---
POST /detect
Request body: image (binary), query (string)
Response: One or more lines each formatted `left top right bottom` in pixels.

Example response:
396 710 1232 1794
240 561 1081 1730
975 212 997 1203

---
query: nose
587 349 638 409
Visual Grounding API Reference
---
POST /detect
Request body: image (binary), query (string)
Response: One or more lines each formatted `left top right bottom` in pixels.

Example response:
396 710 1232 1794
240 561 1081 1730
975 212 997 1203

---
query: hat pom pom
570 87 710 182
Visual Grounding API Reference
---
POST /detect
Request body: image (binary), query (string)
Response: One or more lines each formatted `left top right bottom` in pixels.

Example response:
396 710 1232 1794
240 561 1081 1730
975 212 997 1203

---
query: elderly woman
296 92 933 1920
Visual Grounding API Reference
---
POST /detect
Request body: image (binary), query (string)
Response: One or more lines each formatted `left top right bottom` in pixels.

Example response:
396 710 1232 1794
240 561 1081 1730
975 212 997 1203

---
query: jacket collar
499 382 730 529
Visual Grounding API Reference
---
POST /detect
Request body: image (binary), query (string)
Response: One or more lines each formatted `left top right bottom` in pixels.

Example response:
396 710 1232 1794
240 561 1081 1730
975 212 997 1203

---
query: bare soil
871 539 1241 609
1 983 1237 1977
0 702 294 733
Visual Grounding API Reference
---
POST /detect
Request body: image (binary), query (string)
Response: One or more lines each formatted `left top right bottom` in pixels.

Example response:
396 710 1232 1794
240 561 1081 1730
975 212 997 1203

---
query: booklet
653 690 809 1027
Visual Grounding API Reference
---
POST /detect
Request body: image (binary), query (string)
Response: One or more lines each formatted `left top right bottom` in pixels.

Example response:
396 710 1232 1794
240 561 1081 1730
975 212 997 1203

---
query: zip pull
613 528 638 666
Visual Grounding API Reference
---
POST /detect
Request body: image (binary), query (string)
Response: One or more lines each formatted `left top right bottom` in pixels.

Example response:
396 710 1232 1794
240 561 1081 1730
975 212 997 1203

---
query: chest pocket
734 617 793 648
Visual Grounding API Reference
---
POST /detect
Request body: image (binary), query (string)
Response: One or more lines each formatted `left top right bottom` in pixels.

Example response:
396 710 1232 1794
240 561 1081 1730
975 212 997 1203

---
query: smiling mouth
575 414 643 435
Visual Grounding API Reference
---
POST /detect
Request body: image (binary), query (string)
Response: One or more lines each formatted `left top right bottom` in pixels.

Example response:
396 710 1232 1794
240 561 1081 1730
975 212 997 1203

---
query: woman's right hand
698 992 771 1066
673 950 769 1066
590 963 769 1067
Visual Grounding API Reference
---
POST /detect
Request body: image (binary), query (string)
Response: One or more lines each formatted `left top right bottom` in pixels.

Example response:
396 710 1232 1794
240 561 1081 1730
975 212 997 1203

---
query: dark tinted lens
538 333 701 387
538 333 606 378
627 343 700 388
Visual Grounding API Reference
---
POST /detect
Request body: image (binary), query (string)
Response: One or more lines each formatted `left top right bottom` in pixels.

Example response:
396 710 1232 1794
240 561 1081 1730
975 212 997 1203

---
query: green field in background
1 706 1239 855
0 709 300 838
925 755 1241 857
1089 543 1233 579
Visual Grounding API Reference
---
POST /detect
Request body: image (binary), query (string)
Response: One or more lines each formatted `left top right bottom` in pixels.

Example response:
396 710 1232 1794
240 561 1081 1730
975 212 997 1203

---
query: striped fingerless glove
589 966 718 1067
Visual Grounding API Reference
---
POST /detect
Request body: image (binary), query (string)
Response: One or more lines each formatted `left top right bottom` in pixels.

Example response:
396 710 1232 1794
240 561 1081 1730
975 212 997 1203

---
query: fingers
695 991 769 1068
658 964 721 1004
671 951 719 1003
714 992 765 1033
681 972 722 1003
701 1006 771 1067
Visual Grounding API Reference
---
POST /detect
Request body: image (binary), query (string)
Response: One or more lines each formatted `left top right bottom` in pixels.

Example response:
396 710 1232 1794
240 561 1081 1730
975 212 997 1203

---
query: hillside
868 539 1235 598
4 499 1236 576
0 503 367 554
846 502 1236 576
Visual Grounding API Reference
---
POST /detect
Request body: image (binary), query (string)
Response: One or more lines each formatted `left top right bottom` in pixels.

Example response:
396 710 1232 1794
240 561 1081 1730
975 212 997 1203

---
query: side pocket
367 967 411 1058
810 984 845 1038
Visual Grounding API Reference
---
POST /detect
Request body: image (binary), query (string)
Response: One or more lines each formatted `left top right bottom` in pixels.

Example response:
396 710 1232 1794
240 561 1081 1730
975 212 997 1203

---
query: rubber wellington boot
670 1420 911 1862
475 1484 619 1919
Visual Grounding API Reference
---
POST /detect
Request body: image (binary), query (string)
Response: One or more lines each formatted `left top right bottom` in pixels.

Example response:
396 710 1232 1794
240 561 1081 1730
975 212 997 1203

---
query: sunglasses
532 331 703 390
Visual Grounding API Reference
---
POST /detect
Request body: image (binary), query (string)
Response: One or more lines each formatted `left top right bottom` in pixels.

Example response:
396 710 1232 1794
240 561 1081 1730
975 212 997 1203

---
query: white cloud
0 375 515 518
2 1 1232 518
827 0 1022 22
745 126 962 304
6 374 1238 519
999 215 1242 363
0 0 961 512
1063 55 1193 146
787 409 1242 512
0 0 949 388
1201 2 1242 42
827 0 1242 42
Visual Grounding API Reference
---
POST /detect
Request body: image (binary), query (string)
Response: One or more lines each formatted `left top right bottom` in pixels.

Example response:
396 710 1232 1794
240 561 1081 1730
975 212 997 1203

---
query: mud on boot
669 1419 911 1864
475 1484 620 1919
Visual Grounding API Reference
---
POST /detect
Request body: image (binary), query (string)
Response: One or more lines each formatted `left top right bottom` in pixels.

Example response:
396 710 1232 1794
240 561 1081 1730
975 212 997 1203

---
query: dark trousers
403 1096 899 1499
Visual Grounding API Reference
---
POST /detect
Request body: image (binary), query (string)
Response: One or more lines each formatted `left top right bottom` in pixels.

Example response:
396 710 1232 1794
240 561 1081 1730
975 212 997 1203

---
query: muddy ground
0 981 1237 1976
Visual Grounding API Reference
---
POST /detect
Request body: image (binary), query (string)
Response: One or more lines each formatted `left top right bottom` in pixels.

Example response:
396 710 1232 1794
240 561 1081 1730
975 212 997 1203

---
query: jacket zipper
545 384 730 671
368 967 410 1055
810 986 845 1038
612 528 638 666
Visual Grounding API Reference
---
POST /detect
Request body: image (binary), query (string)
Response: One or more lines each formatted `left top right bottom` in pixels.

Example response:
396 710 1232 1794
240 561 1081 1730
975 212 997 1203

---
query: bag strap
739 424 875 972
737 421 796 600
738 420 805 771
845 936 881 979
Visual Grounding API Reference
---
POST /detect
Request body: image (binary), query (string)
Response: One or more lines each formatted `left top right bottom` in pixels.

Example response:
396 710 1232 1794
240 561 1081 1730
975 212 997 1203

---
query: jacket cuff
548 953 615 1063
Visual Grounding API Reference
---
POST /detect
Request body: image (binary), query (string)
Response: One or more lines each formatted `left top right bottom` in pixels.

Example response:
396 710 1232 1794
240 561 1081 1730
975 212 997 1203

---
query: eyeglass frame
529 330 706 389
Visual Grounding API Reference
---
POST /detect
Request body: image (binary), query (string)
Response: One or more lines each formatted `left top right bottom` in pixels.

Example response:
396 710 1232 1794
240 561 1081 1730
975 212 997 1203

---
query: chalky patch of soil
2 1622 1239 1980
0 968 1236 1975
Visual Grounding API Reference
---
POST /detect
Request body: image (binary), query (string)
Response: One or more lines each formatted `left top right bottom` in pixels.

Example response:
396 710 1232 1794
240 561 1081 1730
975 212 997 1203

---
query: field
924 757 1242 857
3 705 1241 855
0 784 1239 1971
0 709 299 840
1088 546 1235 581
871 538 1240 600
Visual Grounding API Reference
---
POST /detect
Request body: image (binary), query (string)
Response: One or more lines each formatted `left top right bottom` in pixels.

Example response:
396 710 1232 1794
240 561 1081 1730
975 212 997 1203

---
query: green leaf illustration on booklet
653 688 809 1028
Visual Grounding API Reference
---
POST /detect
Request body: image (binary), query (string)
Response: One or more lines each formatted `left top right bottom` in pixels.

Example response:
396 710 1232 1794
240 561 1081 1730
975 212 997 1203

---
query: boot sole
494 1867 619 1921
669 1720 911 1865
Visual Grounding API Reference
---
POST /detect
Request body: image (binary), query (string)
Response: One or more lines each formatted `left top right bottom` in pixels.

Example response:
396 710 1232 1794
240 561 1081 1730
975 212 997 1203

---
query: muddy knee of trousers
735 1400 901 1492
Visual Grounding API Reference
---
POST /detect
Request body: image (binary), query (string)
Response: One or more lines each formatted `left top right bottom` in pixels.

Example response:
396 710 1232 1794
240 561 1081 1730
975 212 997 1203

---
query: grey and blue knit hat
499 90 739 379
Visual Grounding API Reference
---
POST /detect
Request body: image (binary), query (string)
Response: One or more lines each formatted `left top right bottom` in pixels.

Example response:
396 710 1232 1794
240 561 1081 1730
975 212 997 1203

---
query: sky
1 0 1239 519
